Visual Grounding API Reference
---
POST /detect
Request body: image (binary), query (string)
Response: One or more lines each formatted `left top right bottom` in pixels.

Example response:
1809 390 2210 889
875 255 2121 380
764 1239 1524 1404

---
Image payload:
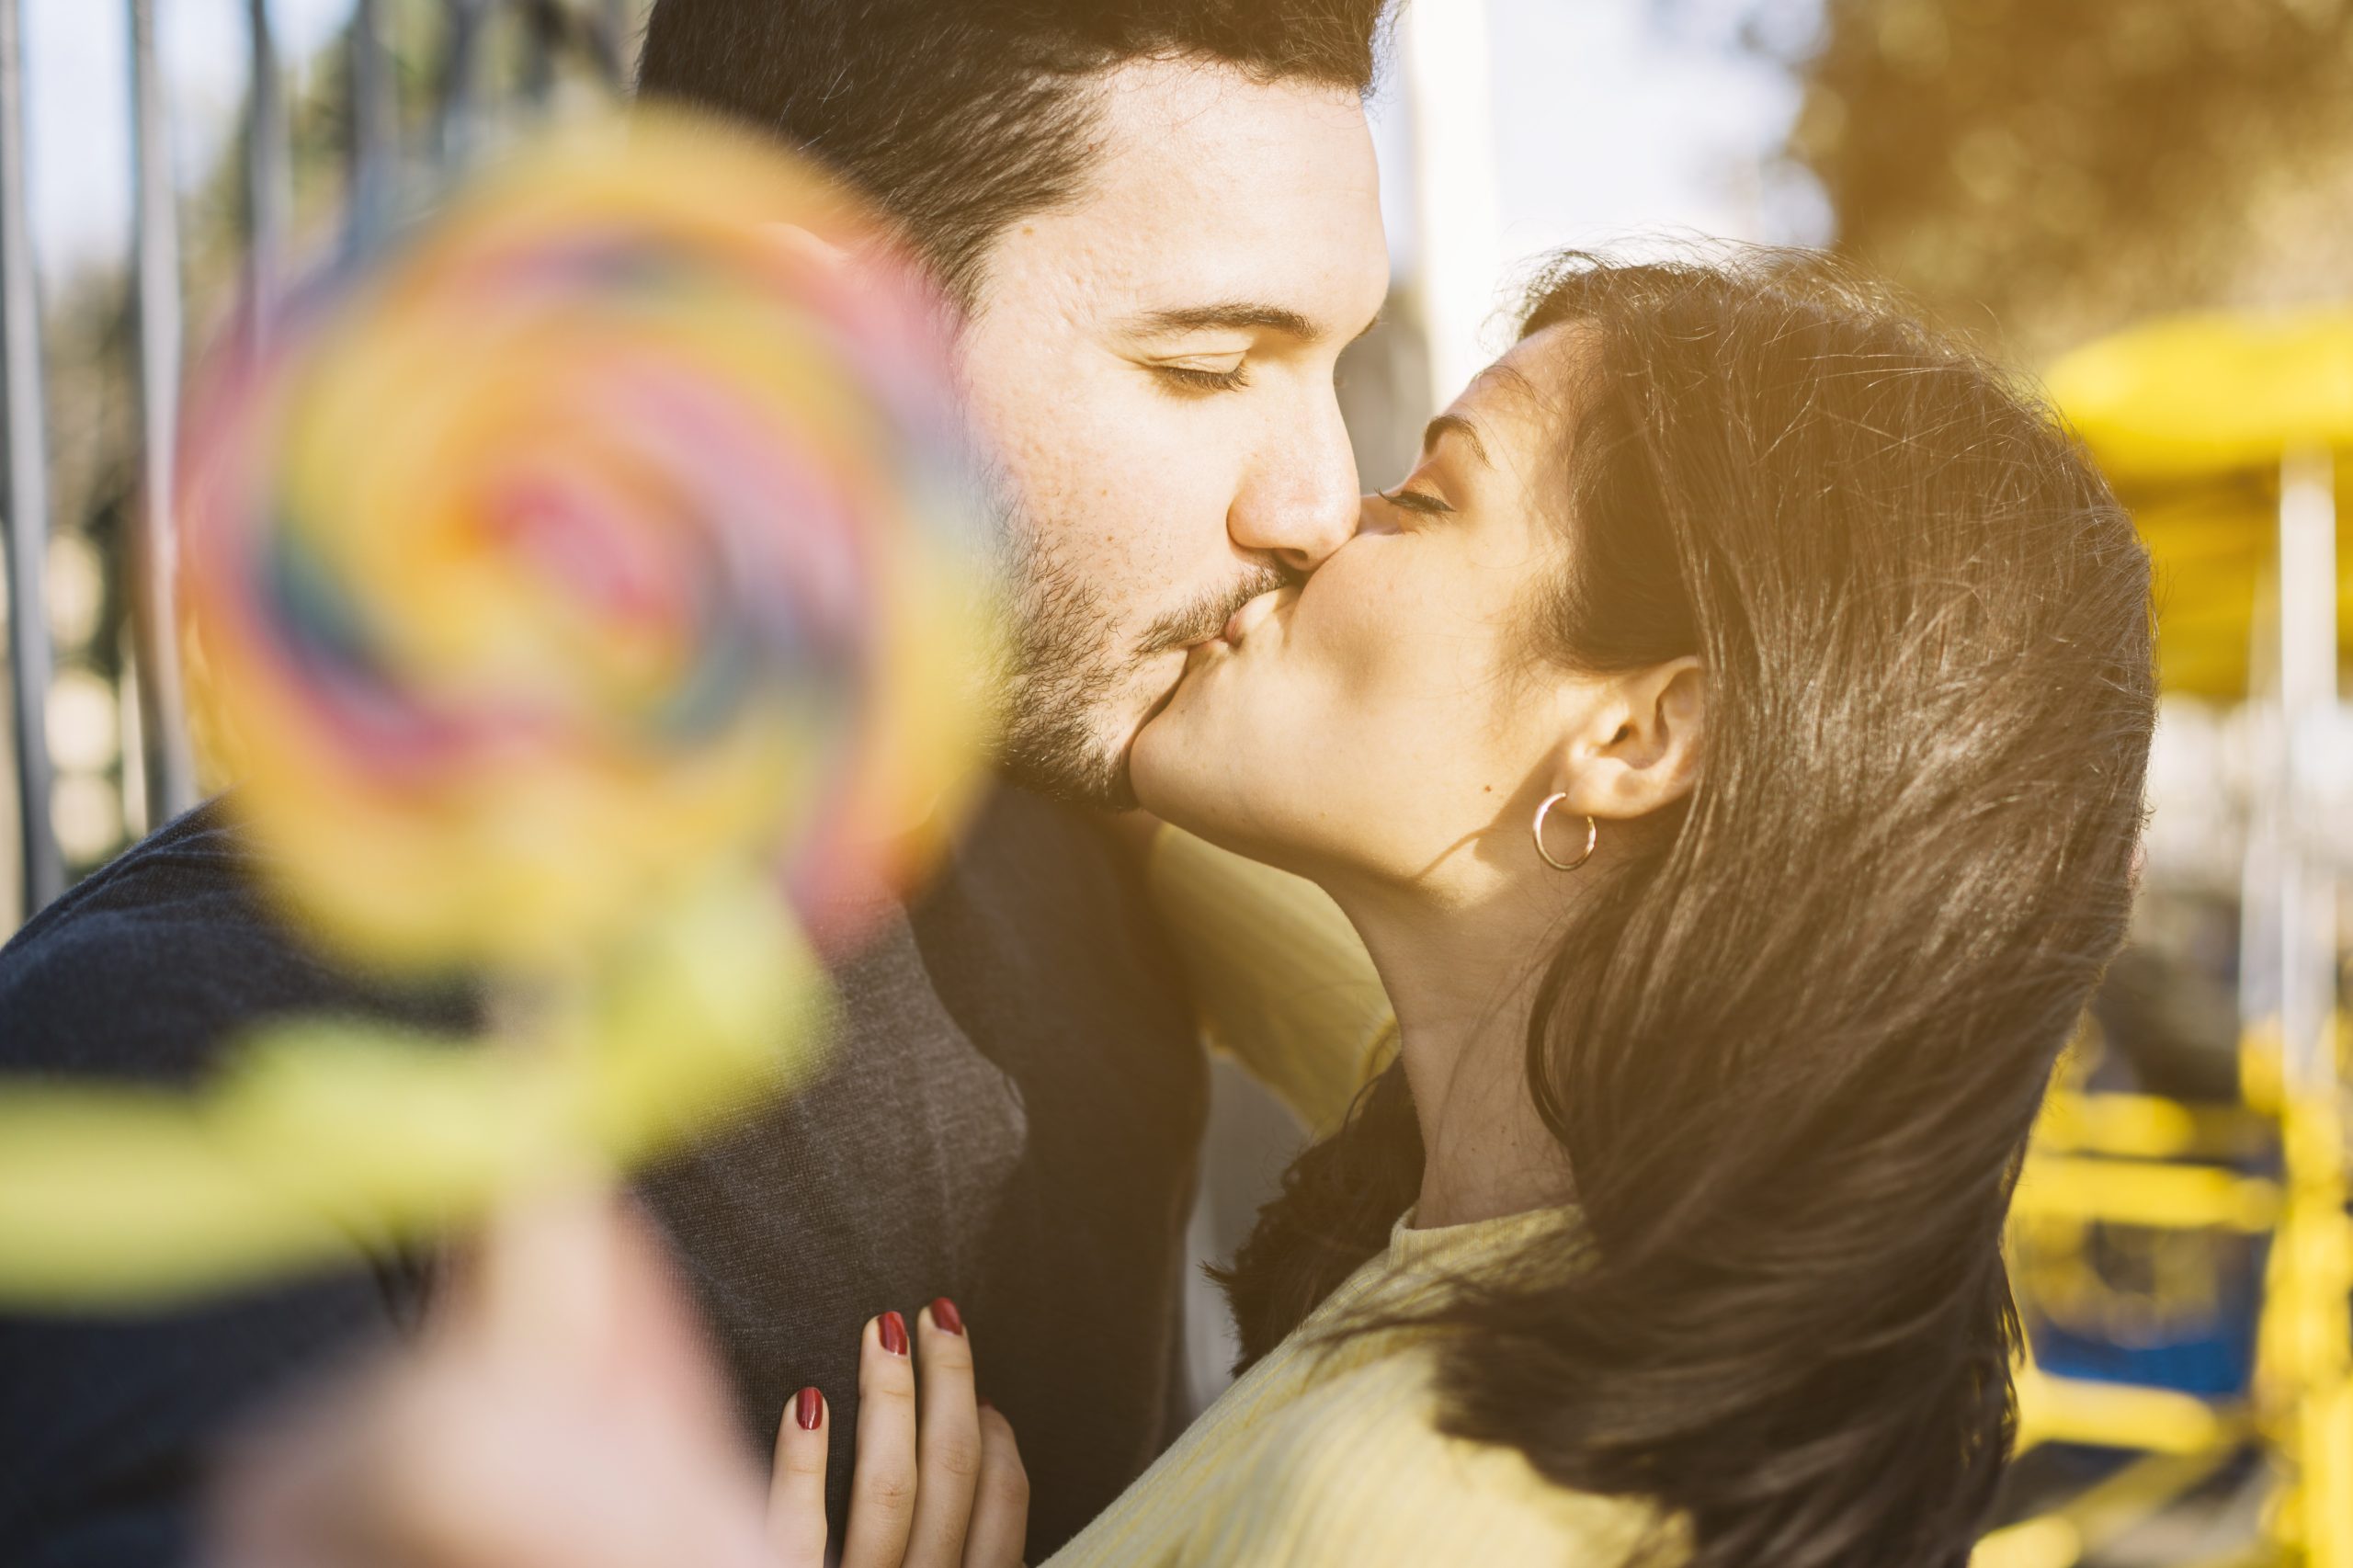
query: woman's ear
1556 655 1705 820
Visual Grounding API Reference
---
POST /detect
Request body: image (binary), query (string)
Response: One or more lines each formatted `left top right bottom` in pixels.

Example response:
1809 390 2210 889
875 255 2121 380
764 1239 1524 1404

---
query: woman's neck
1323 869 1578 1232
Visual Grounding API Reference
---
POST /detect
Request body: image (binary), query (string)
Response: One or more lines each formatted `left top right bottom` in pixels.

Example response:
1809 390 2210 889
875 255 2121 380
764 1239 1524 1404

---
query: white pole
2274 441 2353 1568
2279 447 2337 1089
129 0 197 824
0 0 61 915
1401 0 1505 414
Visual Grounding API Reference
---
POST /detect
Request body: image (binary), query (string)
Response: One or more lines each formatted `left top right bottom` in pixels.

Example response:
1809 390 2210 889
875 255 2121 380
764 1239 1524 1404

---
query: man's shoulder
0 800 472 1083
0 805 437 1563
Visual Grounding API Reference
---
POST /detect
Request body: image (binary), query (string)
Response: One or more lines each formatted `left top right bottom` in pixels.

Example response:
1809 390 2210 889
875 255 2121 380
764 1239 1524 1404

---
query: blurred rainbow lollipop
181 110 1001 970
0 112 1005 1305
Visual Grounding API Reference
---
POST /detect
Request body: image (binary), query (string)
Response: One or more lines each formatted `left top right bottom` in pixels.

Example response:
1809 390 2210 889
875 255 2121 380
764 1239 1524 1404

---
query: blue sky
25 0 1825 292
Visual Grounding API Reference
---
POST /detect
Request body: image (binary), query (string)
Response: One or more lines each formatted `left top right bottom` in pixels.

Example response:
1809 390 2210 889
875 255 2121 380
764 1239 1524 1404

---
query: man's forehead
1056 57 1386 330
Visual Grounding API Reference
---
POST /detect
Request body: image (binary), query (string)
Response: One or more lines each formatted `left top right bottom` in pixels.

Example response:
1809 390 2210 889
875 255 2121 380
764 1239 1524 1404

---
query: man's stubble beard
993 518 1140 810
985 488 1295 812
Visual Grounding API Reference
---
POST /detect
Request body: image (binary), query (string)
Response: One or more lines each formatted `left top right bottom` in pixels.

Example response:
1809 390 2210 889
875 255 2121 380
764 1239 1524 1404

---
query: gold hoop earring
1532 792 1597 871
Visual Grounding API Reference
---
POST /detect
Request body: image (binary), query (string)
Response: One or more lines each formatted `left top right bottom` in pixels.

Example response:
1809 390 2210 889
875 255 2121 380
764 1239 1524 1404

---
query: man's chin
995 642 1189 811
995 707 1142 812
1133 666 1188 733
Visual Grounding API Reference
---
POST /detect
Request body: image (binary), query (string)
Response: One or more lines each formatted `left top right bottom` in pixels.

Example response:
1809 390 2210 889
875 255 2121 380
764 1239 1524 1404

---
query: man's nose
1226 400 1362 574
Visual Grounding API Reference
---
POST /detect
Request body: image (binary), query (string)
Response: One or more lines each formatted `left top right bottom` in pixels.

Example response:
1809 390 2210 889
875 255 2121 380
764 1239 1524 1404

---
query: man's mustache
1132 566 1297 660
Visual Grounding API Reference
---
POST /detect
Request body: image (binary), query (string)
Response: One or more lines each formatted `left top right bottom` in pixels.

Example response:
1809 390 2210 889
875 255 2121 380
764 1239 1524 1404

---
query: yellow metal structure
1980 311 2353 1566
2047 312 2353 701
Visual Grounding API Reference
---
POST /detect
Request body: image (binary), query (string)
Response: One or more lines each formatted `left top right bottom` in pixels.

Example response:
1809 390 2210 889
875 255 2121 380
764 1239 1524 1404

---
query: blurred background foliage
1768 0 2353 361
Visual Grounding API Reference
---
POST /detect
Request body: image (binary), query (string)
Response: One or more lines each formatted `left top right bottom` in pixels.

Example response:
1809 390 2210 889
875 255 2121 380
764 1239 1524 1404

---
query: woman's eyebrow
1421 413 1492 468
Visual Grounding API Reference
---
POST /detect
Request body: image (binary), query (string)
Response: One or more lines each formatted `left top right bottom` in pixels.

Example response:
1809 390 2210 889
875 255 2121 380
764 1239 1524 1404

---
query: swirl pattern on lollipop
177 113 1003 971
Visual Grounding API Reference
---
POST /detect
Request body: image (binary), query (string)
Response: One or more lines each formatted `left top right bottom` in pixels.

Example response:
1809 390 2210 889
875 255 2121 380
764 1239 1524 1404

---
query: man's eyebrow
1127 302 1319 337
1422 413 1492 467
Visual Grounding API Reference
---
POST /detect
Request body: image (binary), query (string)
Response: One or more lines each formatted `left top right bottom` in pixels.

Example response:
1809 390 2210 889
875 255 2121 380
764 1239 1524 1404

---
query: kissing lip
1135 650 1197 730
1133 621 1233 736
1136 679 1180 732
1220 584 1292 646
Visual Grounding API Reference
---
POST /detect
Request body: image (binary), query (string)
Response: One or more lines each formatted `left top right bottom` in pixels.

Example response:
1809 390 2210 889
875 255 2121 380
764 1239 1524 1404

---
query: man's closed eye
1153 361 1252 394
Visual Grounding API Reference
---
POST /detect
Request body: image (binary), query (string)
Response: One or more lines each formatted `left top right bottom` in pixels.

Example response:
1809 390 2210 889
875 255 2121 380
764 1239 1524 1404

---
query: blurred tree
1767 0 2353 361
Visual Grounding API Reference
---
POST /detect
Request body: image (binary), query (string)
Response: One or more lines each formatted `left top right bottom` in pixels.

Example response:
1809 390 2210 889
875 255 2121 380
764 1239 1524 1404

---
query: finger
840 1312 918 1568
213 1194 778 1568
903 1300 982 1568
768 1388 831 1568
472 1176 625 1369
452 1189 742 1440
594 1200 747 1435
961 1404 1029 1568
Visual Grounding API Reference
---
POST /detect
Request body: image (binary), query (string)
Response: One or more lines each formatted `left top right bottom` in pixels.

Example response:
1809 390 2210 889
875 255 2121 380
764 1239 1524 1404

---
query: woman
1039 250 2154 1565
226 250 2154 1568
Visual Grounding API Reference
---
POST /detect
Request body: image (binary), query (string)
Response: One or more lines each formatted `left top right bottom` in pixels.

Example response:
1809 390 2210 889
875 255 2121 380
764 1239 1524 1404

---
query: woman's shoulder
1197 1346 1669 1566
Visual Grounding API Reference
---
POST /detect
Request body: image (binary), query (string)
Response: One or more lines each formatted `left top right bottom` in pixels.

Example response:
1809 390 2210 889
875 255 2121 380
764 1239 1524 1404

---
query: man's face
960 58 1389 807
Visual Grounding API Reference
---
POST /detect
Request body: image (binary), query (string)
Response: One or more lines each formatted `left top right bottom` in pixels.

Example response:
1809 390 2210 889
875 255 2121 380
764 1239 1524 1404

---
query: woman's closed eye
1381 486 1454 517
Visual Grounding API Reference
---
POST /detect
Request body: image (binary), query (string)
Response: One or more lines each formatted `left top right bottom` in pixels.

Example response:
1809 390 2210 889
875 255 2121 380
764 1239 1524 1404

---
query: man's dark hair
637 0 1392 305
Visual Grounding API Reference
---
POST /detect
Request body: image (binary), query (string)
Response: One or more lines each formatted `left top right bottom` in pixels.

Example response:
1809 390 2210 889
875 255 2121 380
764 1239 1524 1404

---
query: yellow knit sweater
1041 1204 1662 1566
1060 830 1670 1566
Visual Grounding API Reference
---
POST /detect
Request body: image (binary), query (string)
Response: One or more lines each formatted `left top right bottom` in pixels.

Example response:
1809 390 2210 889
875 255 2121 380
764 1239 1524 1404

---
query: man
0 1 1392 1562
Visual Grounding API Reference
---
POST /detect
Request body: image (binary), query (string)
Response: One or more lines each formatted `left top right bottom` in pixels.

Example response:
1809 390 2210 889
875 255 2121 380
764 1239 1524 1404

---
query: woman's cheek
1322 581 1423 711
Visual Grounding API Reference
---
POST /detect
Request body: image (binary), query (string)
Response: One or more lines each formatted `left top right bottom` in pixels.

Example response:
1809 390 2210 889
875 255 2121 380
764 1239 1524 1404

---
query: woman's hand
768 1303 1029 1568
211 1188 1027 1568
213 1187 777 1568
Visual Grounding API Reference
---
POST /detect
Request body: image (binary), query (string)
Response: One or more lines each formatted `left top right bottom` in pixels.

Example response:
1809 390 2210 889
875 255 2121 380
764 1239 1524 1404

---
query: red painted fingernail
795 1387 823 1430
880 1311 909 1357
931 1296 965 1335
977 1396 993 1410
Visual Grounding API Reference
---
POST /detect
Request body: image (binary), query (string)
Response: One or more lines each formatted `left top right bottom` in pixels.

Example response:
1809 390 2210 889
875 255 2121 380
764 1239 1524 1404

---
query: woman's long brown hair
1213 252 2156 1568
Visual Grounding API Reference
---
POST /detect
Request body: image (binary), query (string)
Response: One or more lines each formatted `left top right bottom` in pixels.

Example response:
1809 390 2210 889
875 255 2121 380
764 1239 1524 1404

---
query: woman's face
1132 324 1617 890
